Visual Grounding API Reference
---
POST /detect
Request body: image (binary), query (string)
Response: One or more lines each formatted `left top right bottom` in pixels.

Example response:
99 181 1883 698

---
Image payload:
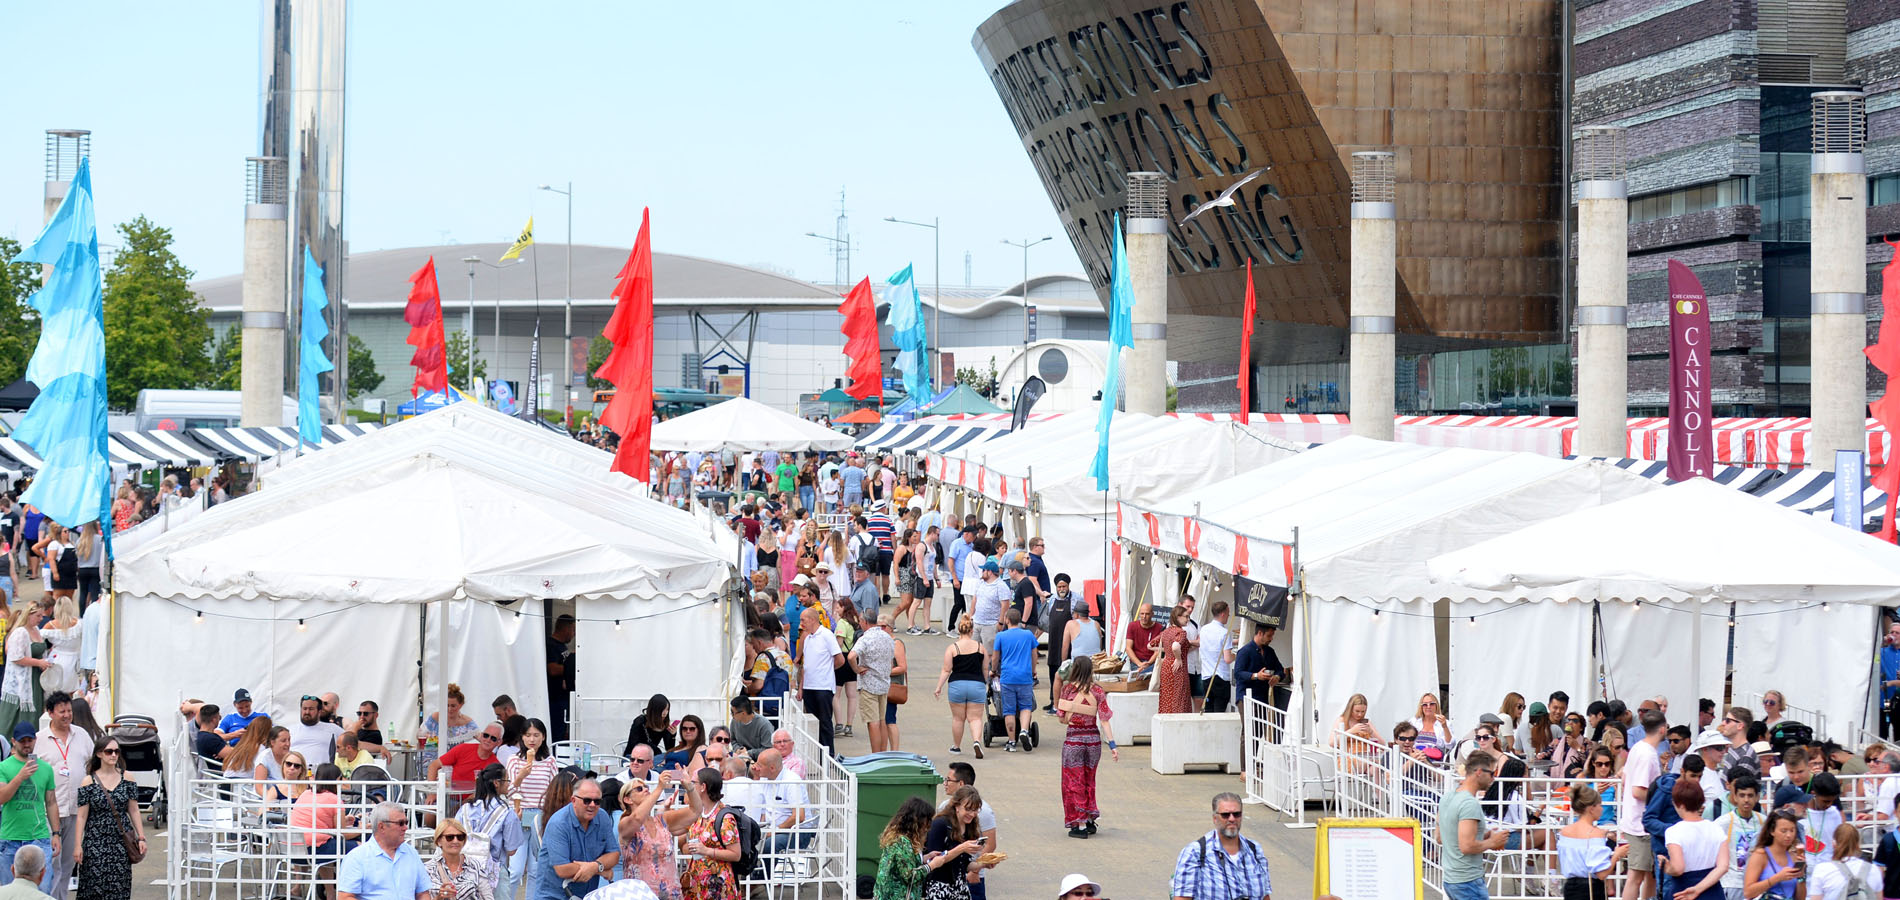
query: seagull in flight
1178 166 1271 227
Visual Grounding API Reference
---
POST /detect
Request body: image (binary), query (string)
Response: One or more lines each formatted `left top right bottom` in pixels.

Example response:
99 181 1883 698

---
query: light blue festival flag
14 158 110 550
887 264 932 402
299 246 334 446
1090 212 1134 490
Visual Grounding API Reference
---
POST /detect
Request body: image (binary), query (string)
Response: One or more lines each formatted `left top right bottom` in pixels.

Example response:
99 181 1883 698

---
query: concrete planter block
1150 712 1242 775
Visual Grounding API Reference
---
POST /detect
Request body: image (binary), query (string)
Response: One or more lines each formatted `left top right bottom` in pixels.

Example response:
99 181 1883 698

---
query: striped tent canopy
0 424 380 475
852 417 1008 455
1576 456 1887 526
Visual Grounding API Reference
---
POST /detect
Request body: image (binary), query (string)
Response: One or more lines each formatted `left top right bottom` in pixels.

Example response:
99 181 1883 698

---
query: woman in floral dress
680 770 742 900
1055 657 1119 839
617 774 690 900
1154 604 1193 715
74 738 145 900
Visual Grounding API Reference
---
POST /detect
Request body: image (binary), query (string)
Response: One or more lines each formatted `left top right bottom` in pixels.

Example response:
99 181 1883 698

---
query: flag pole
531 235 542 422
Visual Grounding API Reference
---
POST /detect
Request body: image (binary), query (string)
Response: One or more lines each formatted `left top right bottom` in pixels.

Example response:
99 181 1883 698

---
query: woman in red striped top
503 718 557 900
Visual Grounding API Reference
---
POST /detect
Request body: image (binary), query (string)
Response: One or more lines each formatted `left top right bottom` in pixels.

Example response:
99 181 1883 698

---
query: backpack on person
855 533 880 572
1768 721 1814 755
716 805 764 879
458 800 504 869
756 650 792 698
1824 859 1876 900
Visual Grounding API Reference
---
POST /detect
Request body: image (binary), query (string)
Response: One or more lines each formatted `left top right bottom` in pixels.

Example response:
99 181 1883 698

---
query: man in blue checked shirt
1169 792 1272 900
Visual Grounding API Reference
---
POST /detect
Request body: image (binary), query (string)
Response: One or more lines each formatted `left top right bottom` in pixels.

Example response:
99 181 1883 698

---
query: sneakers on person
1084 820 1098 834
1021 737 1033 753
949 745 962 754
923 627 941 635
907 627 922 635
1067 827 1089 839
973 742 984 759
1004 740 1017 753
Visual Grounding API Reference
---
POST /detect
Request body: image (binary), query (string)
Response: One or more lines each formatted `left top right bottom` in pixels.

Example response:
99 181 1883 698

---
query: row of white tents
920 415 1900 746
108 403 742 750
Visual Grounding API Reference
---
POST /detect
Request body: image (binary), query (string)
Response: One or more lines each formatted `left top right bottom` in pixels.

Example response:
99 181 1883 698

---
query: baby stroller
107 715 166 826
980 681 1040 749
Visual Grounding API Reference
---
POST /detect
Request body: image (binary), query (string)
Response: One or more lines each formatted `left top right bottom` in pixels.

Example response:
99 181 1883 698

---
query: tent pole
435 602 449 762
1690 600 1701 726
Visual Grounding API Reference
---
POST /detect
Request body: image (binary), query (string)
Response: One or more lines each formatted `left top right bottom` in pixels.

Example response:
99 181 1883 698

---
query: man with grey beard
1169 792 1273 900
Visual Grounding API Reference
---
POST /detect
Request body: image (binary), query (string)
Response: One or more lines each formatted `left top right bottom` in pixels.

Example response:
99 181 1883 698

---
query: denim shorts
999 682 1037 716
947 681 985 705
1442 878 1490 900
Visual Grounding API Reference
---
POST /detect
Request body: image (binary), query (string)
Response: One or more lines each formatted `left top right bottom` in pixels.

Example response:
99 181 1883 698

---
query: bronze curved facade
973 0 1565 362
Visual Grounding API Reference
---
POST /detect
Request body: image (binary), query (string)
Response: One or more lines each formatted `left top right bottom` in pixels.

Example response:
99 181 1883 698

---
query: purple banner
1667 260 1713 480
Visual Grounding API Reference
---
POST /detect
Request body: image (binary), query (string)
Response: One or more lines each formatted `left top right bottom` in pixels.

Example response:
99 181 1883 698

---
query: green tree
347 334 382 398
103 216 212 408
206 329 241 391
444 330 487 387
0 238 42 389
586 334 611 392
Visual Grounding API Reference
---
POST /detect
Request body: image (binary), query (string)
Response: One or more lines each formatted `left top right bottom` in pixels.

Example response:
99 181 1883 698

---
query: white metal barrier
169 772 447 900
1243 693 1332 826
766 692 858 898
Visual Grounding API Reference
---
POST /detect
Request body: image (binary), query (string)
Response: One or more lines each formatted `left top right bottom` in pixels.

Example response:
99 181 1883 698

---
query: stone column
1350 151 1396 439
1810 92 1868 472
1574 126 1629 459
1125 171 1169 415
242 157 289 427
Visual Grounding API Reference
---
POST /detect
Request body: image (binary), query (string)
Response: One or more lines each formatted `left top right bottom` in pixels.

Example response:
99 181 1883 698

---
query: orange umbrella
834 408 882 424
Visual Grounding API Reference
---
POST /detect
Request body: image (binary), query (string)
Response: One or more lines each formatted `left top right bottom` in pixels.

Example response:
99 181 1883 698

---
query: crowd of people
1382 686 1900 900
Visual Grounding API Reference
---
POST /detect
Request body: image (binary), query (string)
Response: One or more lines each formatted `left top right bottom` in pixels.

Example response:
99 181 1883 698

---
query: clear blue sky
0 2 1080 292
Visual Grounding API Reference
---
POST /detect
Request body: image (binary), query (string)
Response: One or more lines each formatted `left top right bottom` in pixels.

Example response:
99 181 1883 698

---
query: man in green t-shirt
1438 748 1508 900
775 456 798 495
0 723 60 893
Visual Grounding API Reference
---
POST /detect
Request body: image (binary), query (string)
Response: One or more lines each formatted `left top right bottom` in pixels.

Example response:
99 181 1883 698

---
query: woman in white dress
38 596 82 697
821 530 851 601
0 602 50 736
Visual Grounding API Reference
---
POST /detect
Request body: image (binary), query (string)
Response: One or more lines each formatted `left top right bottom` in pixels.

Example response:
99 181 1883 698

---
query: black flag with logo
1011 376 1047 432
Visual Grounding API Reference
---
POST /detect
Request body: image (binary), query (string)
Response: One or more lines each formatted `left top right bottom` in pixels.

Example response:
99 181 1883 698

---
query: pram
980 681 1040 749
106 715 166 826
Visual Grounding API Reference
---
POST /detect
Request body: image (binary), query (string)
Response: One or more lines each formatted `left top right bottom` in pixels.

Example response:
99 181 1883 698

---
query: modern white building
189 243 1110 415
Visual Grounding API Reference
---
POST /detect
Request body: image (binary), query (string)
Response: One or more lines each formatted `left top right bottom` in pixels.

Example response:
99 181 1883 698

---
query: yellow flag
499 216 534 261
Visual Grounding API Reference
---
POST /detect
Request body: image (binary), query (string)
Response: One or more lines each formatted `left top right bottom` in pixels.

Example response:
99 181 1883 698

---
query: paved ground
131 630 1317 900
835 630 1315 899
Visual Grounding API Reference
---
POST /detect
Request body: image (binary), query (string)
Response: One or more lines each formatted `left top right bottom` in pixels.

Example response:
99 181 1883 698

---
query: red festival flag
402 257 448 395
1239 257 1256 414
839 277 882 402
1869 240 1900 540
1665 260 1713 481
595 209 656 480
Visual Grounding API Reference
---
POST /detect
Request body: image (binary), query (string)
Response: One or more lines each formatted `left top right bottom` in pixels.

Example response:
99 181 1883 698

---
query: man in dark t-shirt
192 705 225 761
547 615 576 741
1007 561 1038 628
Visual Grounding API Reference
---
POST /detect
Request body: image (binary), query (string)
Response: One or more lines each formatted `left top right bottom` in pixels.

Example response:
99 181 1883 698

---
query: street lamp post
1001 236 1052 393
885 216 941 390
475 257 523 405
461 255 480 396
539 182 573 425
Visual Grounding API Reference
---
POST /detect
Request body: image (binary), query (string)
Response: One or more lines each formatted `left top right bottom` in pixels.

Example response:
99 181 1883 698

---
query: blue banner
14 157 110 548
298 246 334 446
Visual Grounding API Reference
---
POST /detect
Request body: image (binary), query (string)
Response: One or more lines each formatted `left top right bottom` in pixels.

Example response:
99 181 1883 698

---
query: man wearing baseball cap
0 722 58 892
1056 873 1102 899
217 689 266 747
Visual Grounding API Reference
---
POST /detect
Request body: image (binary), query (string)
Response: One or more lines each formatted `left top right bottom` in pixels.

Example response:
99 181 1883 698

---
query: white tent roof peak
116 405 732 604
649 396 854 453
1427 477 1900 604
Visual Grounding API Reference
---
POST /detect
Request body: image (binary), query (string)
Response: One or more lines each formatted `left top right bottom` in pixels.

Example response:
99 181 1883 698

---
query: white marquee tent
650 396 854 453
1113 437 1662 735
111 405 736 749
924 411 1304 587
1429 478 1900 742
